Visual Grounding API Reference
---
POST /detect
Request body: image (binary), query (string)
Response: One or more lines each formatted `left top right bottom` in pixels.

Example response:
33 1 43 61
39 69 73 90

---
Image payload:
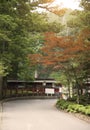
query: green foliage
56 99 72 109
80 0 90 11
56 99 90 116
50 71 68 85
0 62 8 76
66 0 90 36
79 95 90 105
0 0 63 80
17 59 35 81
68 95 90 105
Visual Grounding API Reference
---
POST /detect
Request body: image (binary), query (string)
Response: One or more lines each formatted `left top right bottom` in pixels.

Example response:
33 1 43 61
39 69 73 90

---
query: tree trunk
76 82 80 104
0 76 3 99
71 64 80 104
67 79 70 98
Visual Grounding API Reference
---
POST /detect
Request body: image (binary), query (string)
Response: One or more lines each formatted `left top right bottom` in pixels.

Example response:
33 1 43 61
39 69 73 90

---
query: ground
0 99 90 130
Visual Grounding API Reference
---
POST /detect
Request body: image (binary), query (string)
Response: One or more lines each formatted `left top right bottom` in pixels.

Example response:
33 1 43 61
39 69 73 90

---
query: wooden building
2 78 62 98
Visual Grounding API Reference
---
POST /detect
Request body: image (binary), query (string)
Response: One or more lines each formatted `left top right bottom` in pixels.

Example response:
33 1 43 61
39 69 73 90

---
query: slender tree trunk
67 79 70 98
76 83 80 104
71 64 80 104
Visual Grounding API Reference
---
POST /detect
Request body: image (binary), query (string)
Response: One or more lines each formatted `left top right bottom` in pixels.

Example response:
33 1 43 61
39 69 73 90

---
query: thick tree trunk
0 76 3 99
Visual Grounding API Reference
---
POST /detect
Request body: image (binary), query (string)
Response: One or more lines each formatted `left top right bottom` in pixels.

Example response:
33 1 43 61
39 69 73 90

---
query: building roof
7 78 56 84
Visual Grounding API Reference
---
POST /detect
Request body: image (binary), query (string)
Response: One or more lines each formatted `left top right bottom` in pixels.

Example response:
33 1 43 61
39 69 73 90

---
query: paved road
0 99 90 130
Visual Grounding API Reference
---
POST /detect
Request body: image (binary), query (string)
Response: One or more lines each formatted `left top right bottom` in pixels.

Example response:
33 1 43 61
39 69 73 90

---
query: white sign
88 90 90 93
59 87 62 93
45 88 54 94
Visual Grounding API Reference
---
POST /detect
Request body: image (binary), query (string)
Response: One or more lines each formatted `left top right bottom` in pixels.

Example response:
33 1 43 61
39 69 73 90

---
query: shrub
68 95 90 105
56 99 90 116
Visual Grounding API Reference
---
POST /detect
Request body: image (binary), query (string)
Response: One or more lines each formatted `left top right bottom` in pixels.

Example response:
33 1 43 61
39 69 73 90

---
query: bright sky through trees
52 0 81 9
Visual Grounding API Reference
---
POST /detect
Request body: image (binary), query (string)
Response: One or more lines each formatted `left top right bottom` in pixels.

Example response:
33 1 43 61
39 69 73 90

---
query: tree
0 0 64 80
29 0 90 103
80 0 90 11
30 30 90 102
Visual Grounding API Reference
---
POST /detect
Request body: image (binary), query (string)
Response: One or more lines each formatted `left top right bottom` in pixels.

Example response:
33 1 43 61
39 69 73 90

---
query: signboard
59 87 62 93
88 90 90 93
45 88 54 94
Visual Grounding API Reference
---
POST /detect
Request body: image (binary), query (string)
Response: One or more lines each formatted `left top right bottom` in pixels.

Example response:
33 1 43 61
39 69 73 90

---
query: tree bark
0 76 3 99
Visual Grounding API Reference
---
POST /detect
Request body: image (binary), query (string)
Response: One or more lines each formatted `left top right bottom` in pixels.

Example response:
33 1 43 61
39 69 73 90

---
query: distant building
5 78 62 97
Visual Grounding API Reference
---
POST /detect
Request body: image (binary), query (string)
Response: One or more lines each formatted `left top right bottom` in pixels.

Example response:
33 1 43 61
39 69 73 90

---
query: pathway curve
0 99 90 130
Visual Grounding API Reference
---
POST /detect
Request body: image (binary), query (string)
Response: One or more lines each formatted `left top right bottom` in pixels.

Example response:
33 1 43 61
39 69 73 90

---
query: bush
67 96 77 102
68 95 90 105
56 99 90 116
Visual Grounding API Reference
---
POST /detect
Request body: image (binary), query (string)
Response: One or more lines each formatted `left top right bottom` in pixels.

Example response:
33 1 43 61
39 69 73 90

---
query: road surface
0 99 90 130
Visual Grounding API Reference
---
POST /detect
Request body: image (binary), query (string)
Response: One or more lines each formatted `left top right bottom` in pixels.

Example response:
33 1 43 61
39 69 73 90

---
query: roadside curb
1 96 58 102
0 96 57 112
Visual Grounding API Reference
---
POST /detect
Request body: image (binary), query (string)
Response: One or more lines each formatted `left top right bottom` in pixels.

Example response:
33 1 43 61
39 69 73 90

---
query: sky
52 0 81 10
36 0 81 13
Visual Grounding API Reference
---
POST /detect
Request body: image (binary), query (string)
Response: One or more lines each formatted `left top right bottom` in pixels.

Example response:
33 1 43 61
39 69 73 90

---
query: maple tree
29 29 90 102
28 0 90 103
30 30 90 66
